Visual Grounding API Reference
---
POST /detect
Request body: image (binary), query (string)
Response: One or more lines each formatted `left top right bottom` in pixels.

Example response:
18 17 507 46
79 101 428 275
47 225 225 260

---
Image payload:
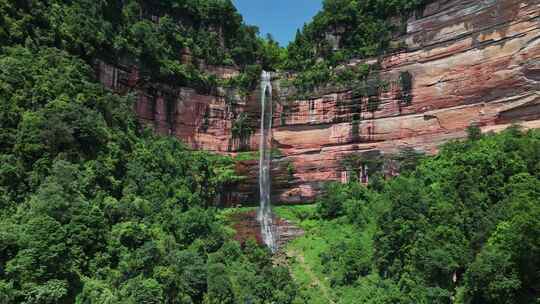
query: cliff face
99 0 540 204
270 0 540 203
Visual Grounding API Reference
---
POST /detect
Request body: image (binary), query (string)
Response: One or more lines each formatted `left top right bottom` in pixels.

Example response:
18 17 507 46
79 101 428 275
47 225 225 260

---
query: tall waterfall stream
258 71 278 252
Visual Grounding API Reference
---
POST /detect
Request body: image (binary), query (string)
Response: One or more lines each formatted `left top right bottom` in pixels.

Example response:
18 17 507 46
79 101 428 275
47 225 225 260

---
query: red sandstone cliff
98 0 540 204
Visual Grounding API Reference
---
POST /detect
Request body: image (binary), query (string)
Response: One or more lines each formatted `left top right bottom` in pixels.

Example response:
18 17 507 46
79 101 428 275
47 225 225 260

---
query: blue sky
232 0 322 46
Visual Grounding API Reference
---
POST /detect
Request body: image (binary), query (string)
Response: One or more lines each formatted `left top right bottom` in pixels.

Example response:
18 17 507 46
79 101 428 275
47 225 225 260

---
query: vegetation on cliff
280 126 540 303
0 0 427 95
1 1 539 303
0 0 282 93
285 0 428 68
0 46 298 303
282 0 429 95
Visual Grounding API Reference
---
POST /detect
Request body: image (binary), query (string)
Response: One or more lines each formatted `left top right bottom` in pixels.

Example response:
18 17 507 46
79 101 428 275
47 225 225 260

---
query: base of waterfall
227 209 304 254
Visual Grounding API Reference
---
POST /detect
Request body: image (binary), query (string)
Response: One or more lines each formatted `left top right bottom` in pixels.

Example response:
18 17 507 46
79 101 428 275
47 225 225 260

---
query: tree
466 124 482 141
119 276 164 304
0 44 295 303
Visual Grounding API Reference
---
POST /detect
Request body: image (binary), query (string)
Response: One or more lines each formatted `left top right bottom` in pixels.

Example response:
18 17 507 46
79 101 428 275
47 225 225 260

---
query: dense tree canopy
0 2 310 302
0 0 284 93
0 45 297 303
312 127 540 303
282 0 430 95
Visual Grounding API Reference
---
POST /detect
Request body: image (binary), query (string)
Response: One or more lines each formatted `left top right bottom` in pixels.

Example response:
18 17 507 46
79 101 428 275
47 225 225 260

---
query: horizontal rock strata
98 0 540 204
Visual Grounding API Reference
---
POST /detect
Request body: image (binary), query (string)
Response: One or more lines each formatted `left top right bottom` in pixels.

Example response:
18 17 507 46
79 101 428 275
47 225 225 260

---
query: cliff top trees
0 0 281 92
293 0 430 54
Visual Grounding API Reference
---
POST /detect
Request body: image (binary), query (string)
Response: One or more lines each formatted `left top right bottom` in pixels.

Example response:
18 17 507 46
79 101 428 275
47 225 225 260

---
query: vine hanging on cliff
398 71 413 105
231 112 255 151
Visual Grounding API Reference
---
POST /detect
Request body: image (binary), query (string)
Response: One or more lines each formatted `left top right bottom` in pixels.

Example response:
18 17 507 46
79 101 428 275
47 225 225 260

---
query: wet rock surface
229 210 304 253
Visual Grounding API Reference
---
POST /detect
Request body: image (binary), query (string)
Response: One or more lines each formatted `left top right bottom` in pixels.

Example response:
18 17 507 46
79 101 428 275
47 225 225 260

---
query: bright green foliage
316 182 371 221
321 237 371 286
0 0 431 96
222 64 264 94
276 204 381 303
374 127 540 303
2 1 539 303
458 173 540 304
0 46 297 303
286 127 540 303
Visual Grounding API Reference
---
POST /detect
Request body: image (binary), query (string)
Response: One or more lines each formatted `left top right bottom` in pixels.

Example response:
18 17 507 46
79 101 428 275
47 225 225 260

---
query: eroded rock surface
98 0 540 204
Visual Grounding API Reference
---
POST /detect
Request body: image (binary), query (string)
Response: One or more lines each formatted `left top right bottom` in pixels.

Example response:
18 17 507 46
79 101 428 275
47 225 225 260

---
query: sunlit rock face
98 0 540 205
268 0 540 203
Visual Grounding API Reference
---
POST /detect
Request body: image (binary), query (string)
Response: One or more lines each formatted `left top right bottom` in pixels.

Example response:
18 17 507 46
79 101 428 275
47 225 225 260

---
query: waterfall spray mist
258 71 278 253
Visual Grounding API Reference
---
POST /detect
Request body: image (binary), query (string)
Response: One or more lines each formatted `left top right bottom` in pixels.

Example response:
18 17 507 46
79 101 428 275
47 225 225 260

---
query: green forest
1 0 539 303
278 126 540 303
0 0 283 94
282 0 429 95
0 46 298 303
0 1 294 302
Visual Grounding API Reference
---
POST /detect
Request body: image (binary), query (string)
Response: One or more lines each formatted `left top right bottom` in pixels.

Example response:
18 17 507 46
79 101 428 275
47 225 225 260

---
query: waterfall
258 71 278 253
